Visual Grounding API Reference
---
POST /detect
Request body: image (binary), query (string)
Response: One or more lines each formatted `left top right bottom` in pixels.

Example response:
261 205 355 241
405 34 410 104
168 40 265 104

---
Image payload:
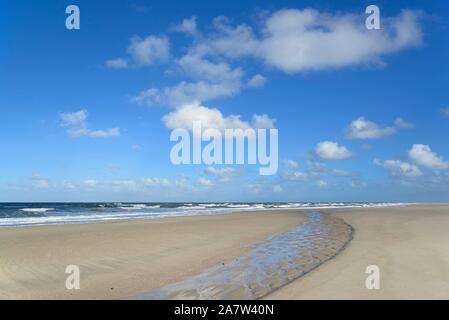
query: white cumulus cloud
127 35 170 66
256 9 422 73
162 101 275 133
171 16 197 35
130 9 422 108
315 141 352 160
197 9 422 73
345 117 396 139
374 159 422 177
247 74 267 88
408 144 449 170
132 54 243 107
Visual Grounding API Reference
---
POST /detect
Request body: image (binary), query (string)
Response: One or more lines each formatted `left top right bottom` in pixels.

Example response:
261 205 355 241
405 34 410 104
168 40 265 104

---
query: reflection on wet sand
134 211 353 300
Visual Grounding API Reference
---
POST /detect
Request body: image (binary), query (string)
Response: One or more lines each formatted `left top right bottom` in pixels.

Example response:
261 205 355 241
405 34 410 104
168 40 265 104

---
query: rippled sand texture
135 212 353 300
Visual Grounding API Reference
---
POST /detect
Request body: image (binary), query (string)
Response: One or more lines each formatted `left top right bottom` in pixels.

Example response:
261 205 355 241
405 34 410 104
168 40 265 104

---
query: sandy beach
1 204 449 299
0 210 307 299
267 204 449 299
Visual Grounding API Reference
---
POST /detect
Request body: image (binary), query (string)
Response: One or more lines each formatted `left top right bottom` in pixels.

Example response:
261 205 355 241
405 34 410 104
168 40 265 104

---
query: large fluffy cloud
256 9 422 72
130 8 422 108
187 9 422 72
408 144 449 170
162 101 275 132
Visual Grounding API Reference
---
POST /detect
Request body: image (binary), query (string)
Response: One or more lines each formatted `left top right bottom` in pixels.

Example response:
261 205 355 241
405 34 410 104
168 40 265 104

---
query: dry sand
0 210 307 299
267 204 449 299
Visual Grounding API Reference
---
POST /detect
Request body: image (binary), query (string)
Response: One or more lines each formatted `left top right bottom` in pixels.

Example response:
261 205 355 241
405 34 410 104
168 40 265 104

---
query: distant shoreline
0 202 409 228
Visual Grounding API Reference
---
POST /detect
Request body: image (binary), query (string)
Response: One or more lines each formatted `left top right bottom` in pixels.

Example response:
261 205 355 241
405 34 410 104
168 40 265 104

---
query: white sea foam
119 204 162 210
19 208 54 213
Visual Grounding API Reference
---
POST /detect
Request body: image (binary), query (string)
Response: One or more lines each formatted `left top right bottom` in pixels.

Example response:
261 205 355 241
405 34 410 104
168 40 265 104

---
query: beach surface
267 204 449 299
0 210 307 299
1 204 449 299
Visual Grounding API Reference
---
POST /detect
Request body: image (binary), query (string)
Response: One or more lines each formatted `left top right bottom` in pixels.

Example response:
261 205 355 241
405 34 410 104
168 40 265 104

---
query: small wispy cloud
171 16 197 36
142 177 171 187
441 107 449 117
106 58 128 69
205 167 238 177
106 34 170 70
374 159 422 177
83 179 98 187
31 174 49 189
281 160 299 169
394 117 415 129
197 177 213 186
132 144 142 151
60 110 120 138
111 180 137 189
345 117 396 140
247 74 267 88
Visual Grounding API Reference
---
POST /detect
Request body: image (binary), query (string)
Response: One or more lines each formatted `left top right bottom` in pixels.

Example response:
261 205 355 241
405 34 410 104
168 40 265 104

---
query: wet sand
135 212 352 299
0 210 307 299
267 204 449 299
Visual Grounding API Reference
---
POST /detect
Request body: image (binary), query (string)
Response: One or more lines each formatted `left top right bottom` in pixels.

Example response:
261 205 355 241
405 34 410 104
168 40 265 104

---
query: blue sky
1 0 449 202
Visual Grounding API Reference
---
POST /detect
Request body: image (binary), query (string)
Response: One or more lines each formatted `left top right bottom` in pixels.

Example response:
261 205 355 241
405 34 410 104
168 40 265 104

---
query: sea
0 202 405 227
